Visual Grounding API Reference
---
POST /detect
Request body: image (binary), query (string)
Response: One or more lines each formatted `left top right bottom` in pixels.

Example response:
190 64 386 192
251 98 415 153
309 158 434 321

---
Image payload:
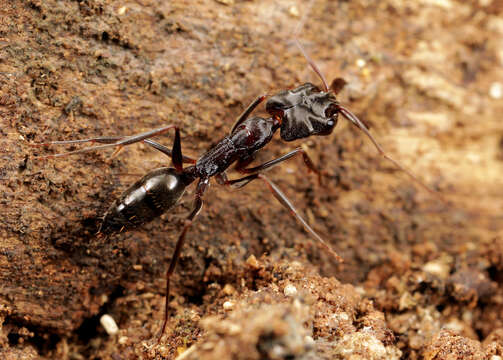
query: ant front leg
217 172 342 262
235 147 325 185
158 177 209 343
230 95 267 134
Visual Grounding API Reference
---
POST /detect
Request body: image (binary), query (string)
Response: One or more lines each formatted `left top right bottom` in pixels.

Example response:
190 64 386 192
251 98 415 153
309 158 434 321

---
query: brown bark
1 0 502 358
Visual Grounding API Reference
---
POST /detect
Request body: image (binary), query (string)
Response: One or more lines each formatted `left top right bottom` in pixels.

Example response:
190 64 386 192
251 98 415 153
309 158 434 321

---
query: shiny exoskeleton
99 168 193 235
266 82 338 141
98 114 283 235
33 39 436 344
97 82 348 240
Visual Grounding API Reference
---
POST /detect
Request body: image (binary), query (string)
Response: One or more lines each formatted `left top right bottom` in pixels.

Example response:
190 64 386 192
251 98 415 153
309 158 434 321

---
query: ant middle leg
158 177 209 342
217 172 342 262
235 147 326 185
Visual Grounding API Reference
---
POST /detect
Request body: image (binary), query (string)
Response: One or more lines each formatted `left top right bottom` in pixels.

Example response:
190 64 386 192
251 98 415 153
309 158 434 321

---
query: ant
31 38 439 343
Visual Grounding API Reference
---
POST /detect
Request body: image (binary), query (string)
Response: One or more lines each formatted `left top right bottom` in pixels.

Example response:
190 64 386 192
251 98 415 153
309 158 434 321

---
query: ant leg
171 127 184 173
235 147 325 185
30 134 197 164
158 177 209 343
31 125 178 159
29 135 124 146
230 95 267 134
219 173 342 262
143 139 197 164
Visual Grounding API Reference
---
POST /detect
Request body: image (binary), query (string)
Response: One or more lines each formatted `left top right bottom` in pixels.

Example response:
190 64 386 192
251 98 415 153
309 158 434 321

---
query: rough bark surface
1 0 502 359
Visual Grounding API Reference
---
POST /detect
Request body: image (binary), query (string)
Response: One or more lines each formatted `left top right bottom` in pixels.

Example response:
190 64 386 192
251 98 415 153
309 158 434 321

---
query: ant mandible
31 38 438 343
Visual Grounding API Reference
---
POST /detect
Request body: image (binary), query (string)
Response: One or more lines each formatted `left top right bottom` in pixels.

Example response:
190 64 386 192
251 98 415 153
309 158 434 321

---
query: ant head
286 37 442 199
266 83 339 141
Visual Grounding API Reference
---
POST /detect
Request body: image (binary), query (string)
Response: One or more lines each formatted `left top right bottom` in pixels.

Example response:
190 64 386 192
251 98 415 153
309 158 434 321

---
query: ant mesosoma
31 38 438 342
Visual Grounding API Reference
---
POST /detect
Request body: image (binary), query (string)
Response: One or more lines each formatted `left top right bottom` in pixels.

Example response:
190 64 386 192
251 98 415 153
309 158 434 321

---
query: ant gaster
32 39 439 342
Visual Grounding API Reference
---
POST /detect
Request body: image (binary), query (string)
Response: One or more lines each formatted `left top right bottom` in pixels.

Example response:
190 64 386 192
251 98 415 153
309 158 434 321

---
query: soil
1 0 502 359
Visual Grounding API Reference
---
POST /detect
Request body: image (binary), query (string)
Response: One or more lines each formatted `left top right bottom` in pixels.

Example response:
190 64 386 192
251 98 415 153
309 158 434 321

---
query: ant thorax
230 116 279 151
195 116 278 178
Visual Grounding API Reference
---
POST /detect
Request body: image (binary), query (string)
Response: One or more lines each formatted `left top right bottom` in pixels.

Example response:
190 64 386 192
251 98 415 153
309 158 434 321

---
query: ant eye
325 104 338 118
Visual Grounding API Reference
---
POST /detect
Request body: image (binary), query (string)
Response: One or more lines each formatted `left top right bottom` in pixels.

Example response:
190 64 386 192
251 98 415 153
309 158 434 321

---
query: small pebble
246 254 259 269
489 82 502 99
222 283 235 295
289 5 300 17
283 284 297 297
223 301 234 310
118 6 127 15
100 314 119 336
356 58 366 68
422 258 450 279
305 335 315 349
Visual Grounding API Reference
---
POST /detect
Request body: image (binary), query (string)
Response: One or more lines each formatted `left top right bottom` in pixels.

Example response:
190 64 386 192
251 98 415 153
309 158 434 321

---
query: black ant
31 37 439 342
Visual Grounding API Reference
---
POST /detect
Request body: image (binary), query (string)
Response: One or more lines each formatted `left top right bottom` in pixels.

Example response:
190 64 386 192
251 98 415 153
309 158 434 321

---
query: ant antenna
293 0 329 92
294 38 329 92
292 2 445 202
338 106 444 200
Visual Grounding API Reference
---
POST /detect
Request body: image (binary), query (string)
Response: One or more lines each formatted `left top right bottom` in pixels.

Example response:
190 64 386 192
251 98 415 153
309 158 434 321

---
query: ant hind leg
157 177 209 343
30 125 179 159
235 147 326 185
218 172 342 263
